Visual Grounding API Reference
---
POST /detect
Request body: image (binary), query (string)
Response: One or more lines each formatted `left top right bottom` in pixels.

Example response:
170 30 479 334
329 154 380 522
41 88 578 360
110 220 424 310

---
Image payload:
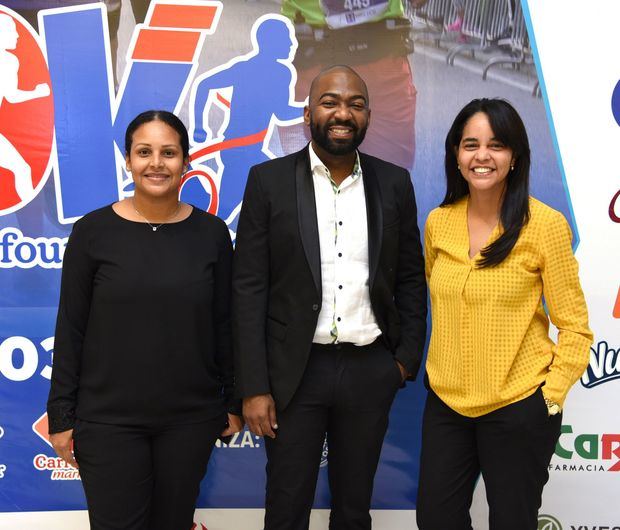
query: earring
510 165 514 171
457 165 461 170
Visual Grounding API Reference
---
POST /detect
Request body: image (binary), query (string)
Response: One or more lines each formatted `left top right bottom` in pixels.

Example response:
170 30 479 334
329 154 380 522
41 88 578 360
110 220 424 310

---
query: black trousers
73 415 225 530
416 388 562 530
264 340 402 530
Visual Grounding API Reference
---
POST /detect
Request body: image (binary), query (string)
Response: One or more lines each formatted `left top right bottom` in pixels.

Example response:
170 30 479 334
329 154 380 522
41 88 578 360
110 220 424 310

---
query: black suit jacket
232 146 427 410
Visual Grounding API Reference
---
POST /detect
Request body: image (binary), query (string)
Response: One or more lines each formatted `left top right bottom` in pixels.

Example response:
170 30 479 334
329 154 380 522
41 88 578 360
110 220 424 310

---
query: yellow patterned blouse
424 196 592 417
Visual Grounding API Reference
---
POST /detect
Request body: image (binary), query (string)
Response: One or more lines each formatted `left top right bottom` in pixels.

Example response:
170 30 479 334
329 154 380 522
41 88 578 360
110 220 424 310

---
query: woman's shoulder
528 196 569 227
190 206 224 225
188 206 230 235
526 196 574 248
71 204 115 230
426 197 467 227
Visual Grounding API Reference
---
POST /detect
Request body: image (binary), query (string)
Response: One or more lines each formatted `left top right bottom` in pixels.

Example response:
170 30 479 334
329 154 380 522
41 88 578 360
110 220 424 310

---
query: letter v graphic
39 1 222 223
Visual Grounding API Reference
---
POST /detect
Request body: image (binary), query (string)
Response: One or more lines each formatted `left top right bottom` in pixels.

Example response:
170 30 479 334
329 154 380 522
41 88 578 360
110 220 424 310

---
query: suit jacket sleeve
232 166 272 398
393 172 427 380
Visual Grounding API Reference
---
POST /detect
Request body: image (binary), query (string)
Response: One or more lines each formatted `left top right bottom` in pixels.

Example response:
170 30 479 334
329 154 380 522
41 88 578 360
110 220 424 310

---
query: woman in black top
47 110 243 530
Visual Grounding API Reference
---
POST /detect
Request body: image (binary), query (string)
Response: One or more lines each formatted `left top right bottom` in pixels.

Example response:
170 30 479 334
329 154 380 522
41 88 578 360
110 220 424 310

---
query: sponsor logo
533 515 619 530
609 184 619 314
33 454 80 481
538 514 562 530
320 436 328 468
551 424 620 472
32 413 81 480
32 412 52 448
609 82 620 318
0 227 67 269
0 425 5 478
214 429 261 449
569 527 620 530
581 341 620 388
610 189 620 224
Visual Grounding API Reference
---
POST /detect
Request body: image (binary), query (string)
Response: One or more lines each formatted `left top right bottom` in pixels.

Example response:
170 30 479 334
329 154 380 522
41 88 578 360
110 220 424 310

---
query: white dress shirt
309 144 381 345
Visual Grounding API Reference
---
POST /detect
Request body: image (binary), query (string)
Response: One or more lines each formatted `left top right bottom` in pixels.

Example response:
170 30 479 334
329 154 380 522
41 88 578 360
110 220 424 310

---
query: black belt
311 337 382 352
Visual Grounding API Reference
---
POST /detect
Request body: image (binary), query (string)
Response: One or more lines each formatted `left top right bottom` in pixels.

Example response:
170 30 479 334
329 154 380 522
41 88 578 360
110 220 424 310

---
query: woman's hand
396 360 408 383
220 413 244 438
49 429 78 469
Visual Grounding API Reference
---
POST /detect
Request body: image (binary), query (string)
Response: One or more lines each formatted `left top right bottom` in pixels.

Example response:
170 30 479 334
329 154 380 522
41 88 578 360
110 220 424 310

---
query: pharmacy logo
552 425 620 472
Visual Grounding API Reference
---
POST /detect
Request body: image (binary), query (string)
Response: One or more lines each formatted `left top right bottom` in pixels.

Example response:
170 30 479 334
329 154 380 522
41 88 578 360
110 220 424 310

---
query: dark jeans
264 340 402 530
417 388 562 530
73 415 226 530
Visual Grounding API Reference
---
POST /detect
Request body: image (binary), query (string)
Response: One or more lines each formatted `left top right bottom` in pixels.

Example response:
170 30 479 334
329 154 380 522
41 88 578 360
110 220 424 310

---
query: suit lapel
295 147 322 296
361 154 382 289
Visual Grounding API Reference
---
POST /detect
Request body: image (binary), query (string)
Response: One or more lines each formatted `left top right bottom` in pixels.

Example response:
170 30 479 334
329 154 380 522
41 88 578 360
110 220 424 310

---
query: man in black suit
233 65 427 530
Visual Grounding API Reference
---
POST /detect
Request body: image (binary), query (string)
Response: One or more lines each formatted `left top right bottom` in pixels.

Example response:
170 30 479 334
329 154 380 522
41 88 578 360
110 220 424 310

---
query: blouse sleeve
424 211 437 284
47 219 96 433
212 219 240 415
539 212 593 407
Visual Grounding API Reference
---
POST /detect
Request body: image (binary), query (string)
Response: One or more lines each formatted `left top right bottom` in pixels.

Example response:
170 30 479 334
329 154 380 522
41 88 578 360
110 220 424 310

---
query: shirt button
312 304 319 311
337 317 341 322
338 221 343 226
338 285 343 289
338 253 342 257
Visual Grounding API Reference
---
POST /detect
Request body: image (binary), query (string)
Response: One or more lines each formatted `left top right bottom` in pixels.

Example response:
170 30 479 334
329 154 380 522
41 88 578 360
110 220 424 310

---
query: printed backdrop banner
0 0 616 528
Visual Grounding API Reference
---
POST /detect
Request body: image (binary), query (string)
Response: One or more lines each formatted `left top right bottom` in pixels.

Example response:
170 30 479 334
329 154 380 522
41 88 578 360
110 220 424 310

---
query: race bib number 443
320 0 389 29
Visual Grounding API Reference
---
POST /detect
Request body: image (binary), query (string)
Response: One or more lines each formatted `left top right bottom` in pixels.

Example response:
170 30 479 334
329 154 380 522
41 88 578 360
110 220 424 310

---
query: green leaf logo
538 514 562 530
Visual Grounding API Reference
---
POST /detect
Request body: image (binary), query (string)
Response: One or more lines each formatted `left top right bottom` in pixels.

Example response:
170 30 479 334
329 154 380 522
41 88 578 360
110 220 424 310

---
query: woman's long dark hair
442 98 531 267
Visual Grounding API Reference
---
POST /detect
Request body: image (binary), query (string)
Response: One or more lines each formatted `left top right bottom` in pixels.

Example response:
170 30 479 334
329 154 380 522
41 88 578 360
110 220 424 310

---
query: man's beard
309 117 367 156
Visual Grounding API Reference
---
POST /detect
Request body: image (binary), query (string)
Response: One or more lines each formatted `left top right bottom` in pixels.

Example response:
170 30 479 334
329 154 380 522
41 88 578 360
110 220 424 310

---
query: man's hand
221 413 245 438
49 429 78 469
243 393 278 438
396 360 408 383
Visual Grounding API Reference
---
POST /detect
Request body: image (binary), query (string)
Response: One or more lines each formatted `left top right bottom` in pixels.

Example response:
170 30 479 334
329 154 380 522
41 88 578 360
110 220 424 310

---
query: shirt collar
308 143 362 183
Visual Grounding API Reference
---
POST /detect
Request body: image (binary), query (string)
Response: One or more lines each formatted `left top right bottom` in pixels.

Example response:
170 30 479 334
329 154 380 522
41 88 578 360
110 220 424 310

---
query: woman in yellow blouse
416 98 592 530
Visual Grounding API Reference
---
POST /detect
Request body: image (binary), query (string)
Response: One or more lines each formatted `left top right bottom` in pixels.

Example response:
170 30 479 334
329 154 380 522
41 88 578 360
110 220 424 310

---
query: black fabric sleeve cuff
47 405 76 434
226 399 243 416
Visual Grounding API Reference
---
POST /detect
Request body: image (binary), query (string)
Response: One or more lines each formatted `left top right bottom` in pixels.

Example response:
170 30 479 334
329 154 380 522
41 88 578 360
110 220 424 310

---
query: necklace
132 199 181 232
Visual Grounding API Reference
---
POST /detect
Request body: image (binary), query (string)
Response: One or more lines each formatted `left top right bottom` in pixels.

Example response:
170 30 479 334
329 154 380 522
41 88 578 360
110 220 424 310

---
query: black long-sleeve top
47 205 235 433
